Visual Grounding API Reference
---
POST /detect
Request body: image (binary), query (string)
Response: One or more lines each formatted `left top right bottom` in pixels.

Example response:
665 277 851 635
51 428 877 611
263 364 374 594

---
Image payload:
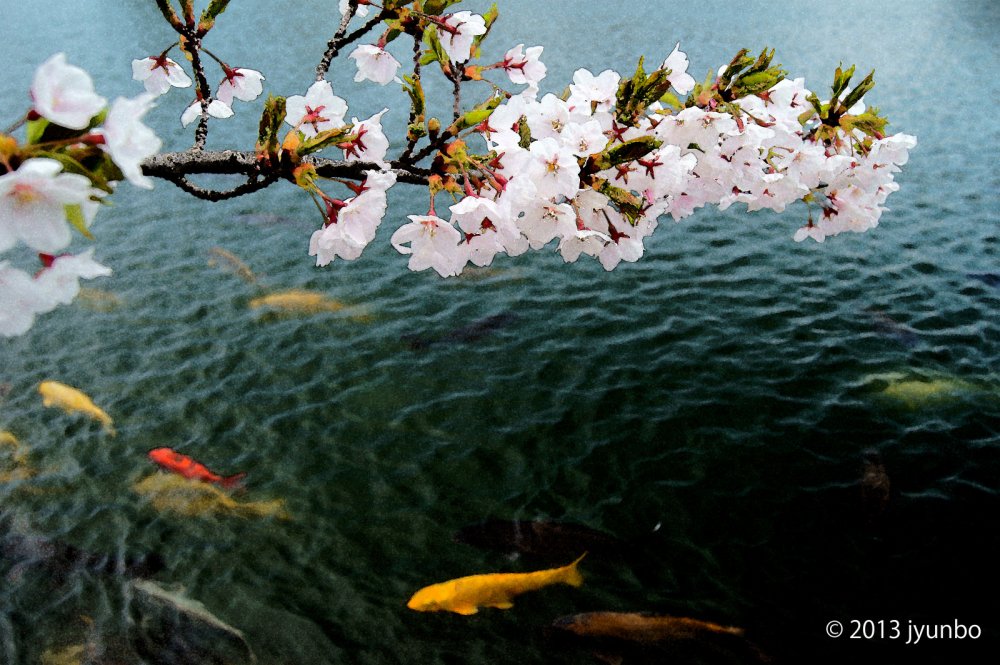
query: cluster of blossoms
2 1 915 336
131 50 265 127
1 53 161 337
312 10 916 277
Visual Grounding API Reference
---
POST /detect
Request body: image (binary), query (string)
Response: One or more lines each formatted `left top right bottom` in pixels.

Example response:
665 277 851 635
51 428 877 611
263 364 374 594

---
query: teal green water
2 1 999 663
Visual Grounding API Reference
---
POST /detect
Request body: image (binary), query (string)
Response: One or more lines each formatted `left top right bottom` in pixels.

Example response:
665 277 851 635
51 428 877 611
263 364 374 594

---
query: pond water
1 1 998 663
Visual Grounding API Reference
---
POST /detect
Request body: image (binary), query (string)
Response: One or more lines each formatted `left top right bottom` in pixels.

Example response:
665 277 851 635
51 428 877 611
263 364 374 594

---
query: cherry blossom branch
315 4 390 82
140 150 433 187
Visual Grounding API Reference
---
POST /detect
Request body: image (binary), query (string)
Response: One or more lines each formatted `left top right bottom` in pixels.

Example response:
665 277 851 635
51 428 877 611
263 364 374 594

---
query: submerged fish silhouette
402 312 520 350
1 430 34 483
860 449 891 524
208 247 257 284
248 289 346 315
133 473 288 519
38 380 115 435
549 612 765 663
454 518 624 561
863 308 920 348
407 554 585 615
864 372 986 408
968 272 1000 288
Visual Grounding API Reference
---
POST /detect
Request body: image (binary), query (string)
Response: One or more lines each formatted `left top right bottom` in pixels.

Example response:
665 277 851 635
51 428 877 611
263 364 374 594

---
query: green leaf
422 26 451 71
402 73 426 119
446 95 503 135
64 204 95 240
298 126 356 156
26 118 49 144
517 117 531 149
841 110 888 138
591 135 661 171
198 0 231 33
593 179 644 223
658 91 683 110
422 0 463 15
255 95 287 163
841 69 875 111
471 3 499 58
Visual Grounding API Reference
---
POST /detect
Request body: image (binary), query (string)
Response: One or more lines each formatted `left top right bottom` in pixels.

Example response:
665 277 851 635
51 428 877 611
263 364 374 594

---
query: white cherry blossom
31 53 106 130
181 98 234 127
217 67 265 104
343 109 390 167
567 69 620 112
502 44 546 85
0 250 110 337
661 43 695 95
439 12 487 64
131 55 192 96
349 45 401 85
99 94 162 189
0 158 98 253
390 215 466 277
284 81 348 137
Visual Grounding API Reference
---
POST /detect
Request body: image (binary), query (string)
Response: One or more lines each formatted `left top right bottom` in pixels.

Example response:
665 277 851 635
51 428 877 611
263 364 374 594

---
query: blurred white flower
31 53 106 129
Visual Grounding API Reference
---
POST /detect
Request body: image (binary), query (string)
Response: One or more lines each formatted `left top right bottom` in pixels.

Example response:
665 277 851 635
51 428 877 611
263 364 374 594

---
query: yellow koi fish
407 554 585 615
38 381 115 435
248 289 345 315
133 473 289 520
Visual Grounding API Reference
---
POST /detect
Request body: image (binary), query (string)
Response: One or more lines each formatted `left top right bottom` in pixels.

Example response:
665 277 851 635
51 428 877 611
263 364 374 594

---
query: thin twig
315 3 390 82
398 35 424 162
451 70 462 123
184 35 214 150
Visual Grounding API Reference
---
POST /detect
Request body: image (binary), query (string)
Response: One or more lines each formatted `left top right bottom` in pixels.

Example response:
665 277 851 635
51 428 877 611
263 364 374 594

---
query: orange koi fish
407 554 585 615
147 447 246 489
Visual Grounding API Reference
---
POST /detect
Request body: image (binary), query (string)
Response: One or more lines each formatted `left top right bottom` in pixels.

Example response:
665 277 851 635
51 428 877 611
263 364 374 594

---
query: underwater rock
1 512 165 583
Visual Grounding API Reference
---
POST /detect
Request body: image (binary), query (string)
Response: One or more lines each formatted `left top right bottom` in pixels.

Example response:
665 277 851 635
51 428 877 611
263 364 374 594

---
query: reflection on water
2 0 999 663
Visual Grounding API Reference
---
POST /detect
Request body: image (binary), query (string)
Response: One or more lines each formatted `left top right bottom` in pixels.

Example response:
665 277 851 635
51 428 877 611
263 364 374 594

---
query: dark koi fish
402 312 520 350
549 612 767 663
453 518 625 561
147 447 246 489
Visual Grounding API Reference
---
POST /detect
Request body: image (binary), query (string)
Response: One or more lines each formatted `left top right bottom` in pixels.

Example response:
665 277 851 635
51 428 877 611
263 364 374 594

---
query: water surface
2 1 998 663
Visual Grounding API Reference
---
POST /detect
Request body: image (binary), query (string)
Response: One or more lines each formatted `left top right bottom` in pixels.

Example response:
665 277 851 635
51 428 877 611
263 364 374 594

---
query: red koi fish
147 447 246 488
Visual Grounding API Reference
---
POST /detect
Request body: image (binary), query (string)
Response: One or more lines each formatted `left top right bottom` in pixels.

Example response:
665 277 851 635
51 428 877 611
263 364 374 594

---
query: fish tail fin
220 472 248 489
100 417 116 437
562 553 587 587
